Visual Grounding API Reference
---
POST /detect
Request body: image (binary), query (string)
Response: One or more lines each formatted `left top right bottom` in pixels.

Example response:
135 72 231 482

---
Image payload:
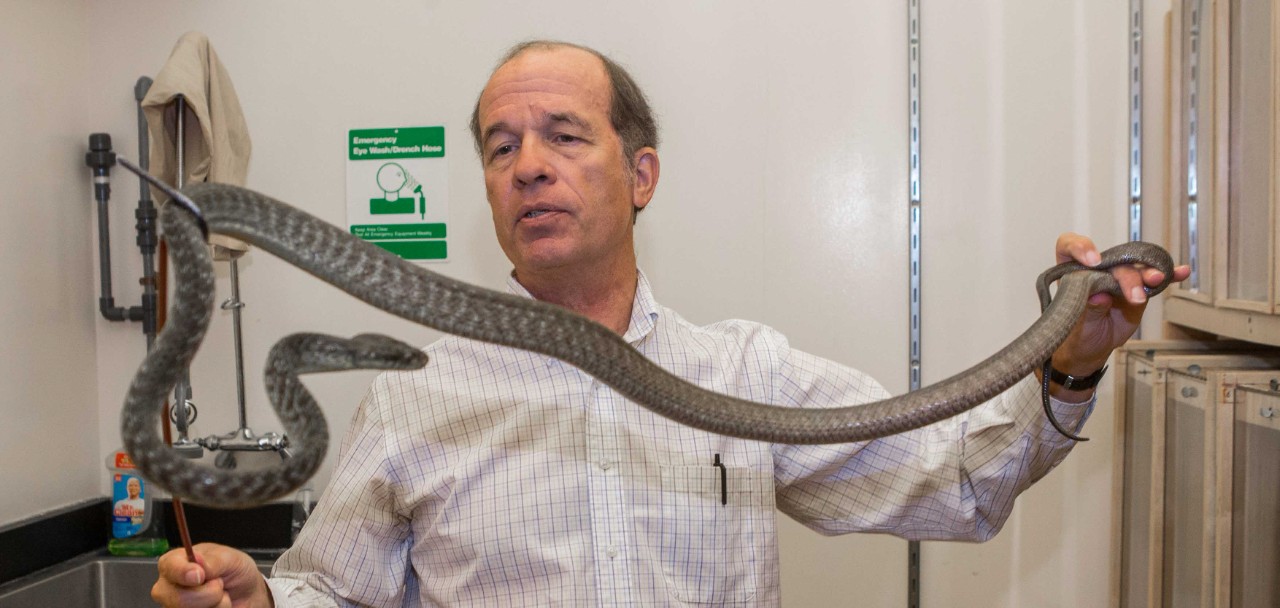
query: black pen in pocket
713 453 727 505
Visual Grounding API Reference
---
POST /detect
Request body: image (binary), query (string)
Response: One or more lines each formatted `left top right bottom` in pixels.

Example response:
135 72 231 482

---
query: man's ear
631 147 660 211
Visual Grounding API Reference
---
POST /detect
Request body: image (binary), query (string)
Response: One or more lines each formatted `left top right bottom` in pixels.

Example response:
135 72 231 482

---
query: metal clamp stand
165 93 204 459
196 255 290 468
157 93 290 469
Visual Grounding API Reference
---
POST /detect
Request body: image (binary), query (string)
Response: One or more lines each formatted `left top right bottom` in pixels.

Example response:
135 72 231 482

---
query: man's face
476 47 648 277
127 477 141 499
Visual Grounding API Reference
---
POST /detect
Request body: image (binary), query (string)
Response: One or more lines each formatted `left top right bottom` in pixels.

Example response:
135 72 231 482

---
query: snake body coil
122 183 1175 508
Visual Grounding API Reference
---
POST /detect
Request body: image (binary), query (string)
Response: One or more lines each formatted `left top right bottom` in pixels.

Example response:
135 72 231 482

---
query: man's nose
513 139 554 187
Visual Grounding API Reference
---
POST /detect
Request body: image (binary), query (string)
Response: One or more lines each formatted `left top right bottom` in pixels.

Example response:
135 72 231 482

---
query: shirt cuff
265 576 297 608
1046 393 1097 437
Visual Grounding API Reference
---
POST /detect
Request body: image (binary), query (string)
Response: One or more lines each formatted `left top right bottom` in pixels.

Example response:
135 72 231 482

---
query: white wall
0 0 101 525
916 3 1125 606
3 0 1176 605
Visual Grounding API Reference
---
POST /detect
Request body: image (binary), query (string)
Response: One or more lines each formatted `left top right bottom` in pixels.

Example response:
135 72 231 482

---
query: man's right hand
151 543 273 608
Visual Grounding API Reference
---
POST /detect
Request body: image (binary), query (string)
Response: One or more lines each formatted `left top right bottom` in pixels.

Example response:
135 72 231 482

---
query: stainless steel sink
0 551 275 608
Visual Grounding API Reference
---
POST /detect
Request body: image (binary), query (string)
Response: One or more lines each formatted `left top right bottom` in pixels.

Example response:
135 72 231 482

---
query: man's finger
1055 232 1100 266
179 577 227 608
1140 267 1165 286
1111 264 1147 304
158 548 205 586
151 573 224 608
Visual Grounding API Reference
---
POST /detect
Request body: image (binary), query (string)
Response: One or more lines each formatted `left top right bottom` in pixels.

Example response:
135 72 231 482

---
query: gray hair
469 40 660 169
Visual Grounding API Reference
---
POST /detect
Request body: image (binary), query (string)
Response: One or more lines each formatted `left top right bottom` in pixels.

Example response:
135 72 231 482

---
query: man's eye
491 144 515 159
552 134 579 144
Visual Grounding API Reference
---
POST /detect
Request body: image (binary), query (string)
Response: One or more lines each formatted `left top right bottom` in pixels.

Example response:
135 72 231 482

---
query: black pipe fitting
99 297 145 322
85 133 117 202
135 205 158 254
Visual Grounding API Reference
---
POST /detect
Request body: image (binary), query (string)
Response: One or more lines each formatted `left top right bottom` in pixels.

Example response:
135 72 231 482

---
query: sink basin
0 551 274 608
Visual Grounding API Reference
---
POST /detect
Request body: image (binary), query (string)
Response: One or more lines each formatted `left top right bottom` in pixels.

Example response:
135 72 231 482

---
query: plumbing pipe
86 133 146 324
134 77 160 345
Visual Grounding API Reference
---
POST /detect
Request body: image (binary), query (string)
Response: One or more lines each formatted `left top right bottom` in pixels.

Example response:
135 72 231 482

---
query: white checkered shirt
267 271 1092 606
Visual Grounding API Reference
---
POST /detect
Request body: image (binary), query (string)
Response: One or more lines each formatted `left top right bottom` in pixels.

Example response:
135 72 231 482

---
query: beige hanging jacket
142 31 252 257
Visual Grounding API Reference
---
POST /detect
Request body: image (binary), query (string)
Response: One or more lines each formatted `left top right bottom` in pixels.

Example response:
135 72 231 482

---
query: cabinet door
1122 358 1159 608
1162 373 1211 608
1218 0 1276 312
1172 0 1217 301
1229 385 1280 606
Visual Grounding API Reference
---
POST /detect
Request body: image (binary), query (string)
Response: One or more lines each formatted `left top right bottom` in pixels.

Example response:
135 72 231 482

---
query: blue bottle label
111 473 146 538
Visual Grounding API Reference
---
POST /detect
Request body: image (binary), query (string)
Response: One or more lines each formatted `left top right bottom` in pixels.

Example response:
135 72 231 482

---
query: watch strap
1049 364 1108 391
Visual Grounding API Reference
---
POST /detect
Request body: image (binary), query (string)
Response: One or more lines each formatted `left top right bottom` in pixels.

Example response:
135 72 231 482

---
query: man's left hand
1045 232 1191 401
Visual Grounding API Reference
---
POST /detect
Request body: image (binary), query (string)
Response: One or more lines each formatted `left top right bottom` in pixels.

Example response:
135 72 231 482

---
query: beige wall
0 0 101 525
3 1 1176 605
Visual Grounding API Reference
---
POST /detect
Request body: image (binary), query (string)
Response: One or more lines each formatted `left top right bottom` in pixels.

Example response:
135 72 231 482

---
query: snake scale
121 182 1175 508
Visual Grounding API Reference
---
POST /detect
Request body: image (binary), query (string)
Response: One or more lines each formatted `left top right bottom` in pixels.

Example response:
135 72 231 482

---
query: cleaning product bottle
106 449 169 556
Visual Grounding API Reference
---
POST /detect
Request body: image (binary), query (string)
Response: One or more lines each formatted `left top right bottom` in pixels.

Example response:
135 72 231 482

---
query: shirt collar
505 269 660 345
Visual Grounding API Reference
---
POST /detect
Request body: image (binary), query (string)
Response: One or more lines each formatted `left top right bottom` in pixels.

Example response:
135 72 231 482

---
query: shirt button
599 459 611 470
606 544 618 558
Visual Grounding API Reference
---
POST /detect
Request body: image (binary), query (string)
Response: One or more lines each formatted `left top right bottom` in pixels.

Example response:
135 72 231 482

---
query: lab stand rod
225 258 249 430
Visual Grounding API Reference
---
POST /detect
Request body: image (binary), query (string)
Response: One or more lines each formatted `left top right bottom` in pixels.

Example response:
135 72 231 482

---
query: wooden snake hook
158 237 196 563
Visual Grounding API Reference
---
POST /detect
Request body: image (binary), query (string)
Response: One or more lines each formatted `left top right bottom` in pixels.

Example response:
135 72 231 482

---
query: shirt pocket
654 464 774 604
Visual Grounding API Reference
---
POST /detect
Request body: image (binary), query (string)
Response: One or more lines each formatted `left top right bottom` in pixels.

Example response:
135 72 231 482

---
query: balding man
152 40 1186 607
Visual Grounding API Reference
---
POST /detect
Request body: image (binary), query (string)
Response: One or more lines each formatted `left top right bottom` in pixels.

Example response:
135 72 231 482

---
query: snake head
274 333 428 375
349 333 430 370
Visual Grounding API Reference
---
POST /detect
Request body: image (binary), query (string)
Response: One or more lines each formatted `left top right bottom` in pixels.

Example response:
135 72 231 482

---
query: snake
121 180 1175 508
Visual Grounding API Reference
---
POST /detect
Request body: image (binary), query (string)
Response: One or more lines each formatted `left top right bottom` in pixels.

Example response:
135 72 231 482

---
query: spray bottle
106 449 169 556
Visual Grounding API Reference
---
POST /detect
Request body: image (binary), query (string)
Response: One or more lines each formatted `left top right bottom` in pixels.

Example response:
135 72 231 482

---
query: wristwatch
1049 365 1108 391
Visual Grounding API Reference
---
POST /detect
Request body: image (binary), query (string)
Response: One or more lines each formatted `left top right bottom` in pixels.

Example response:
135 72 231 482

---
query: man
114 476 146 518
153 40 1187 607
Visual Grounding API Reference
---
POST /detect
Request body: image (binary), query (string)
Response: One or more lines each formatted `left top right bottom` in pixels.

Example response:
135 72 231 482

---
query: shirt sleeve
267 375 414 607
769 335 1094 542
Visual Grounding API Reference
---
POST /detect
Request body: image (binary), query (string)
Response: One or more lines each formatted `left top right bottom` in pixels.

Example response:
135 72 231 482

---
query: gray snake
122 182 1175 508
